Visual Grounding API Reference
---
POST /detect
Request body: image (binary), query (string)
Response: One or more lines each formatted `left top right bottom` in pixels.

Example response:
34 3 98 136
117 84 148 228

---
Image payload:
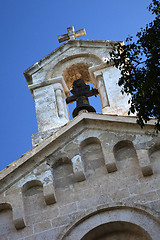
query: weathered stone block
71 155 86 182
136 149 153 176
34 220 52 234
59 202 78 216
12 207 26 230
43 184 56 205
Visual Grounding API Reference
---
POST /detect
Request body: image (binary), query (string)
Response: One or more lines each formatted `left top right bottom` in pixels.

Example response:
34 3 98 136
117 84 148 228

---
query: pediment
0 112 157 194
24 39 122 86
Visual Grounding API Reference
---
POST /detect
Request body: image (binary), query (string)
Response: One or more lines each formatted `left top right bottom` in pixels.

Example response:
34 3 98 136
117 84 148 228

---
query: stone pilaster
95 73 109 109
136 149 153 177
71 155 86 182
31 76 70 145
7 190 26 230
101 145 118 173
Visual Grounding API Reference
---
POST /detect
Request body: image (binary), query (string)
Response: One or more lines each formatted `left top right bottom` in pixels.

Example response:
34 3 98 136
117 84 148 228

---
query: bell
72 95 96 118
66 78 99 118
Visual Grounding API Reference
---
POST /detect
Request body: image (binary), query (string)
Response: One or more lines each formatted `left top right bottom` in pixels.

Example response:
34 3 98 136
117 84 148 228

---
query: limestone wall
0 116 160 239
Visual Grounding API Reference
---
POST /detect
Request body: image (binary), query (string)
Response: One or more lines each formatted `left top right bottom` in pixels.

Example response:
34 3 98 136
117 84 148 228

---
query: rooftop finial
58 26 86 43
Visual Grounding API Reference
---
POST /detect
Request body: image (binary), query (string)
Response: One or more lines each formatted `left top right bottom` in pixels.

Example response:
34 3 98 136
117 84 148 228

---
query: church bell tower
24 26 130 146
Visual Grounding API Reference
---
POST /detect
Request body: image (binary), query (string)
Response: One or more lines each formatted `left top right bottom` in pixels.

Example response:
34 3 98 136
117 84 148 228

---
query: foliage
110 0 160 130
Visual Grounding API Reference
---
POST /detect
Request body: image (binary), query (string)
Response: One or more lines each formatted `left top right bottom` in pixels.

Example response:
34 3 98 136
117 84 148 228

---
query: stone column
102 67 130 115
55 88 65 118
95 73 109 109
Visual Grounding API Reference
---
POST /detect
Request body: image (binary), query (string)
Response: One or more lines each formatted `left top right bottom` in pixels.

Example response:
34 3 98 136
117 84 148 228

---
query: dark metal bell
66 78 99 118
72 96 96 118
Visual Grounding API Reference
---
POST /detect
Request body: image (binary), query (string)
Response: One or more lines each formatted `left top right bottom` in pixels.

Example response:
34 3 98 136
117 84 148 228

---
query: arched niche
22 180 43 196
0 203 12 211
81 221 152 240
80 137 107 178
52 157 75 189
149 144 160 174
113 140 140 174
22 180 46 216
61 205 160 240
0 203 15 235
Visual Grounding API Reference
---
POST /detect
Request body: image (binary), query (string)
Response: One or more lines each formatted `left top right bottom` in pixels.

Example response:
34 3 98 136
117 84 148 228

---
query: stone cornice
28 76 70 98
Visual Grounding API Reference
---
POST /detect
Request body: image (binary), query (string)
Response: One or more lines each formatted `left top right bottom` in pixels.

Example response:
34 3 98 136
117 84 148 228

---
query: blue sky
0 0 155 171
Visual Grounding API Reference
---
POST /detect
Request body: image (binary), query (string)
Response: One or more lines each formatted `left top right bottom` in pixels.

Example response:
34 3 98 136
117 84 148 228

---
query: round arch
22 179 43 196
81 221 152 240
46 53 103 81
80 136 102 149
63 63 92 90
0 202 12 211
60 205 160 240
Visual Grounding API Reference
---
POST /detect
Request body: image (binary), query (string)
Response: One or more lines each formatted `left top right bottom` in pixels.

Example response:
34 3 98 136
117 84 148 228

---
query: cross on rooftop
58 26 86 43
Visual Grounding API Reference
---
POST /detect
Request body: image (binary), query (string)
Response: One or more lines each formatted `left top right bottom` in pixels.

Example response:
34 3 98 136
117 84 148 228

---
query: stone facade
0 114 160 239
0 38 160 239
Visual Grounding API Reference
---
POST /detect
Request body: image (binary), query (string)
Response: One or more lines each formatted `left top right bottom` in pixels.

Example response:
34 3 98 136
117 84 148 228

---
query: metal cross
58 26 86 43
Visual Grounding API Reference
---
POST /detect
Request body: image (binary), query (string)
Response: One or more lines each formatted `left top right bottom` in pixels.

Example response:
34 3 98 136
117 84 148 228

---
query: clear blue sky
0 0 154 171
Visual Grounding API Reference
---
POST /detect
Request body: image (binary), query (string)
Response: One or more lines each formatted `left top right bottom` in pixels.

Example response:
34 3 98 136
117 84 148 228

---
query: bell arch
46 53 106 115
63 63 92 90
46 53 103 81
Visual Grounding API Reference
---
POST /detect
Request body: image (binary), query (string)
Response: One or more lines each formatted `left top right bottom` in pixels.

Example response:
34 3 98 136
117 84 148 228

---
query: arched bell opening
63 63 92 90
63 63 102 118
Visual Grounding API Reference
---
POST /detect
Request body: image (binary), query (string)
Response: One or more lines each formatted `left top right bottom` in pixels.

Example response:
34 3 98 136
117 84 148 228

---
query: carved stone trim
71 155 86 182
43 183 56 205
136 149 153 177
101 145 118 173
28 76 69 97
